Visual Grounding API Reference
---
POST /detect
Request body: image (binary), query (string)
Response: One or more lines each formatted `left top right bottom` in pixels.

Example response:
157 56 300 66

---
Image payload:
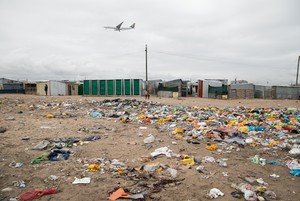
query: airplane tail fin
130 23 136 29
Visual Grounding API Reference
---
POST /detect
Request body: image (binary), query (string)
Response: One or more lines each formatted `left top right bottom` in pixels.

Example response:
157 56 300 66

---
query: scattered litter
9 161 23 168
72 177 91 184
18 188 58 201
180 155 195 166
143 134 155 144
1 187 13 192
48 149 70 161
150 147 177 157
222 172 228 176
202 156 215 163
32 140 50 150
166 168 178 178
89 112 102 118
108 188 131 200
5 117 15 121
0 127 7 133
13 180 26 188
47 175 59 181
217 159 227 167
270 174 280 178
208 188 224 199
88 164 100 172
206 144 218 151
46 114 54 118
143 162 165 173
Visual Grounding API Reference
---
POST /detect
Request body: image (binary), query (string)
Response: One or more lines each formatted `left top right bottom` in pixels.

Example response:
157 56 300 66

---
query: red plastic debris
19 188 58 200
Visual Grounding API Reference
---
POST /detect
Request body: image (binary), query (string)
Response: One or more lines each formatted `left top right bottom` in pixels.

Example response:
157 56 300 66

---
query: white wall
50 81 66 96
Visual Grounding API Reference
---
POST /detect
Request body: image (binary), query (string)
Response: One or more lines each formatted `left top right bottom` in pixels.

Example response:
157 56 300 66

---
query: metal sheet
92 80 98 95
124 79 131 95
133 79 140 95
100 80 106 95
107 80 115 95
116 79 122 95
84 80 90 95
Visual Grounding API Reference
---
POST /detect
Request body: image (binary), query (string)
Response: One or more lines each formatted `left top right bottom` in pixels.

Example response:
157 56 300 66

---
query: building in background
23 81 37 95
83 79 142 96
157 79 183 98
197 79 228 98
0 78 24 94
272 86 300 99
254 85 272 99
36 80 67 96
228 83 255 99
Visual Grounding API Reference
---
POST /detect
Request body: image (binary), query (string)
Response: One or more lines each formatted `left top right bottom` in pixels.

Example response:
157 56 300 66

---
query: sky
0 0 299 85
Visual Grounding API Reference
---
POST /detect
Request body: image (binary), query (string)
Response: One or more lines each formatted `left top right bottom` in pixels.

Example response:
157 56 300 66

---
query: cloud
0 0 299 85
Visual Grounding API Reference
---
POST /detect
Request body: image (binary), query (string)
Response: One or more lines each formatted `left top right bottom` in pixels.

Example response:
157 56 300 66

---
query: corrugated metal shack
157 79 182 98
228 83 255 99
0 78 24 94
199 79 228 98
272 86 300 99
254 85 272 99
145 80 162 96
36 81 49 96
24 82 37 95
36 81 67 96
83 79 142 96
62 81 79 96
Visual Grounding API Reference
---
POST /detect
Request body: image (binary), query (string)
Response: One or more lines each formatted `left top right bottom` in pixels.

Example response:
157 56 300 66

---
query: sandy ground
0 94 299 201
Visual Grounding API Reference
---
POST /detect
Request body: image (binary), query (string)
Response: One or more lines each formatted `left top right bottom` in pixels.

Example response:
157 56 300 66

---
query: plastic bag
19 188 58 200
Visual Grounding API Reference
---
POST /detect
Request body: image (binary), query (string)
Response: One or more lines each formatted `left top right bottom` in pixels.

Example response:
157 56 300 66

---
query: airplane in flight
104 22 135 31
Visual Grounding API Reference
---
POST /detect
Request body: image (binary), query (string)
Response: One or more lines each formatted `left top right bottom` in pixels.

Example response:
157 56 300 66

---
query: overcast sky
0 0 299 85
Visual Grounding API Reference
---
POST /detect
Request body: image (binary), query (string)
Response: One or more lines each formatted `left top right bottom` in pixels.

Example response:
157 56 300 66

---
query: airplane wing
116 22 124 30
104 22 124 31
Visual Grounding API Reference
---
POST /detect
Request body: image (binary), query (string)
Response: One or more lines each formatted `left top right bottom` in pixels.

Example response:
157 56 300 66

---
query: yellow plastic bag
268 141 280 147
46 114 54 118
180 155 195 166
88 164 100 172
158 117 172 123
174 134 184 140
175 128 183 133
206 144 218 151
238 126 249 133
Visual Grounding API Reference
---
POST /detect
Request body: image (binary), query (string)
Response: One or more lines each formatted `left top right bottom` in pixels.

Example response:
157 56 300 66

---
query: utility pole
296 56 300 86
145 44 148 89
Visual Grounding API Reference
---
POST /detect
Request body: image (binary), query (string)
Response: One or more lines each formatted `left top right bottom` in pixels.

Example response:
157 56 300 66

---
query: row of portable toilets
83 79 143 96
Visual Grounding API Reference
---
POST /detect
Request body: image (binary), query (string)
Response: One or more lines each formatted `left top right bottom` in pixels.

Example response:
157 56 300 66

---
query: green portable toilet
133 79 141 95
92 80 98 95
107 80 115 95
83 80 90 95
115 79 122 95
124 79 131 95
78 84 83 95
99 80 106 95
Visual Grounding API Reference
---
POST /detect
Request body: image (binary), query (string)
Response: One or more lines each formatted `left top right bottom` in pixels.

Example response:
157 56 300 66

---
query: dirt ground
0 94 299 201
